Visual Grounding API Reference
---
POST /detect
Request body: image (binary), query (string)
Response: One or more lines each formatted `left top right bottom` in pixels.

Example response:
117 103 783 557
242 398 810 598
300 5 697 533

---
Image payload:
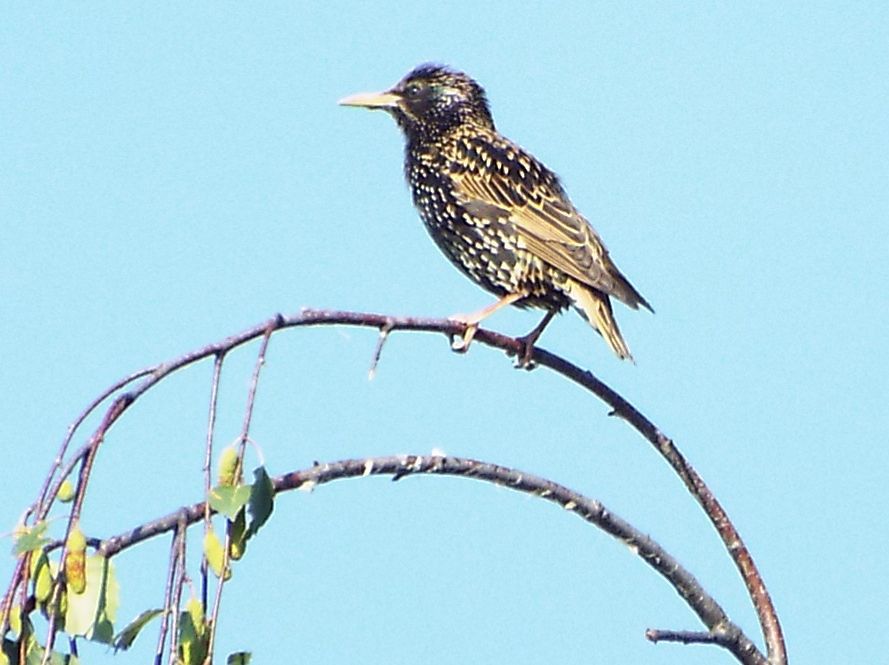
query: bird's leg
449 292 526 352
515 309 557 367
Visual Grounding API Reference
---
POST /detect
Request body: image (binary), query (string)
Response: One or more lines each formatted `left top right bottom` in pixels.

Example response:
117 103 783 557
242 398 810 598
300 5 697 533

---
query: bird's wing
450 138 651 310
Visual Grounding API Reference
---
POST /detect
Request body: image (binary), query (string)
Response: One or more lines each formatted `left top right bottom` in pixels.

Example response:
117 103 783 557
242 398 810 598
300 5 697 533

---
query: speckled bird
340 63 652 361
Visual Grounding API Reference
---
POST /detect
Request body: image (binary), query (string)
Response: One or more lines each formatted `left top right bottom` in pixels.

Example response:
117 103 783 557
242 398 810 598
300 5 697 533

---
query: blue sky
2 3 887 663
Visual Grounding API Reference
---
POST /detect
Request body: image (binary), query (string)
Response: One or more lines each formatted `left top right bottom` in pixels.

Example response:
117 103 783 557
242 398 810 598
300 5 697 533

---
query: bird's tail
565 279 634 362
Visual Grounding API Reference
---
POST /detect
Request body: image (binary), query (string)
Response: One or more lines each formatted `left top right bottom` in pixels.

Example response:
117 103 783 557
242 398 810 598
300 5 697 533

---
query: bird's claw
513 335 538 369
449 320 478 353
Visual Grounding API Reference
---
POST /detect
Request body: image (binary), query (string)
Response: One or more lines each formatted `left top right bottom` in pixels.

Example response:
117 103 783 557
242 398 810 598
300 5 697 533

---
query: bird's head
339 63 494 139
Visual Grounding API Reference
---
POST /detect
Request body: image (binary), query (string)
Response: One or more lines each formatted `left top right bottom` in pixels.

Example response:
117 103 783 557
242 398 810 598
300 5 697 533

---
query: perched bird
340 64 652 362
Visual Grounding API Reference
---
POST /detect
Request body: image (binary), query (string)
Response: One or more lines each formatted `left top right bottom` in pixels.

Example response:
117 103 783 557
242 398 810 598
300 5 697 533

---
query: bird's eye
404 83 422 98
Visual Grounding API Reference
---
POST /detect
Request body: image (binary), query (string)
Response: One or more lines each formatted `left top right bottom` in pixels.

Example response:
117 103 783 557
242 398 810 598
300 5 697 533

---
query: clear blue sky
2 3 887 663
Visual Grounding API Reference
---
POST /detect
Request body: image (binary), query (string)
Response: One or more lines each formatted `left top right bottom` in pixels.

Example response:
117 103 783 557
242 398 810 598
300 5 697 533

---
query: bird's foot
513 333 538 369
512 309 556 370
448 314 479 353
447 294 527 355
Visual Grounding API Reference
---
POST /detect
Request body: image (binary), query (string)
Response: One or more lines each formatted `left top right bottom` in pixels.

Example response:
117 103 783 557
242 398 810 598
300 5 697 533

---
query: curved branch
9 308 784 664
96 455 765 665
527 351 786 664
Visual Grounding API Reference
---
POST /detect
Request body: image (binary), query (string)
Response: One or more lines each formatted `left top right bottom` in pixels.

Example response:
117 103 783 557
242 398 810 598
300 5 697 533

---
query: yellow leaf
203 529 230 581
65 524 87 594
217 446 240 487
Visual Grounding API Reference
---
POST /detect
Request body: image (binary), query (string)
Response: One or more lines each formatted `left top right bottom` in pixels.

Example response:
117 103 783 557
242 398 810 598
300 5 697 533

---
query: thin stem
154 521 183 665
42 393 133 663
203 522 231 665
236 322 276 471
201 353 225 612
31 369 152 523
167 513 188 665
368 318 394 379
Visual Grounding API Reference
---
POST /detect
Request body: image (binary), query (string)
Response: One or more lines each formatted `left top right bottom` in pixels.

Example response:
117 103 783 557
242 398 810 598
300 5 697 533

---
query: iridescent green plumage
341 63 651 360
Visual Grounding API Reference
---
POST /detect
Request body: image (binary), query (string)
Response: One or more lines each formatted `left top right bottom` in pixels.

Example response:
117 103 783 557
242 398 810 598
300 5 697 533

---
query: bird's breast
403 160 562 306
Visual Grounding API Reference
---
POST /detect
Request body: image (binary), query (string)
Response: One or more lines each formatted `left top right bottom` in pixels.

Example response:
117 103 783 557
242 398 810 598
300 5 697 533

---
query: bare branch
368 318 394 380
528 348 786 664
96 455 767 665
646 627 736 646
237 321 276 460
30 368 152 524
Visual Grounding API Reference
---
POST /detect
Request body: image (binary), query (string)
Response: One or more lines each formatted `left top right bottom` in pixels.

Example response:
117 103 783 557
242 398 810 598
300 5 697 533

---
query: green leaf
64 555 119 642
178 600 208 665
228 508 247 560
247 466 275 538
208 485 251 520
185 597 205 637
25 643 42 665
112 609 163 652
227 652 252 665
13 522 50 556
30 551 53 603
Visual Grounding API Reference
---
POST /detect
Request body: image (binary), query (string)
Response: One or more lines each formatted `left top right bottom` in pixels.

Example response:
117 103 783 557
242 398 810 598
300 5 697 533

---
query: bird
339 63 652 363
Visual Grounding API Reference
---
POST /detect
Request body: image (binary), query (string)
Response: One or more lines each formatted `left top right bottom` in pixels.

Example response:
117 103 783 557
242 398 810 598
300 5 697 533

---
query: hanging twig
368 318 394 380
154 515 186 665
201 353 225 611
167 512 189 665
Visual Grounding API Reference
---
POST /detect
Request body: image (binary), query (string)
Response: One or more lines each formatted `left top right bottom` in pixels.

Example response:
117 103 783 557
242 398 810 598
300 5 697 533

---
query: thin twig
203 523 230 665
201 353 225 612
237 321 277 459
645 628 739 647
199 326 275 661
2 371 147 637
0 558 25 642
154 519 184 665
368 319 394 380
31 369 152 523
167 513 188 665
42 393 134 663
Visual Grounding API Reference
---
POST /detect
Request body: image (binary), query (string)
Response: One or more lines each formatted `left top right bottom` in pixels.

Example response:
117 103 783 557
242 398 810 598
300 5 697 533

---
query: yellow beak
338 90 401 109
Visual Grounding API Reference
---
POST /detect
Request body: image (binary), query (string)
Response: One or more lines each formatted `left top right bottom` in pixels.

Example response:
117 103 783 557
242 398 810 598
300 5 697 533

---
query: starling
340 63 652 361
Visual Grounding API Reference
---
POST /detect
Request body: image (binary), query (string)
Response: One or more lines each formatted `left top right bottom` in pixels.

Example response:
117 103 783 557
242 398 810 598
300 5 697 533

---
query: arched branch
93 455 766 665
5 309 785 665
